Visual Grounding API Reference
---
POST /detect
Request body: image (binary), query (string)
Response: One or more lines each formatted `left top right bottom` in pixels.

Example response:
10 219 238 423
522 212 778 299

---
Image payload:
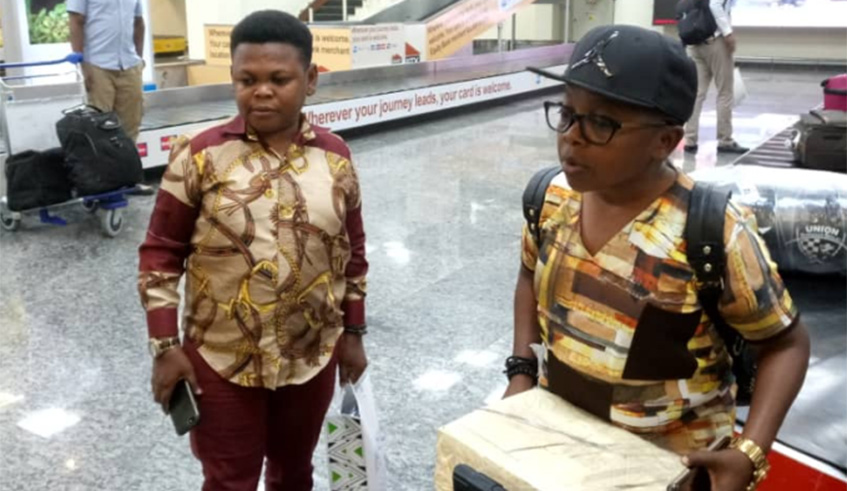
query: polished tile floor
1 67 844 490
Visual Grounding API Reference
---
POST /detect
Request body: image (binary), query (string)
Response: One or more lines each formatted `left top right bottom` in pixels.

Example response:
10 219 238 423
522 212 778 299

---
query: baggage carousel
728 129 846 476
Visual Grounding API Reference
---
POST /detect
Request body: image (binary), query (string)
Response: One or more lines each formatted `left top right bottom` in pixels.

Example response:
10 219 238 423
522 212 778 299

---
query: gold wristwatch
148 337 180 359
731 436 770 490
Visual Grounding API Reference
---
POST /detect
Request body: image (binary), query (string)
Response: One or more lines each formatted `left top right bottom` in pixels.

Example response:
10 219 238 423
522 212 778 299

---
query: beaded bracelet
344 324 368 336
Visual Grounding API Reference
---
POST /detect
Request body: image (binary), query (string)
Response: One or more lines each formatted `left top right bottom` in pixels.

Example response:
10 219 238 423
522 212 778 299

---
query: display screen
653 0 847 28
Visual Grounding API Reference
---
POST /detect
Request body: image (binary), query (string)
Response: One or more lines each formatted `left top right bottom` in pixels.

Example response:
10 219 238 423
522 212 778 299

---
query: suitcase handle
62 104 103 115
823 87 847 96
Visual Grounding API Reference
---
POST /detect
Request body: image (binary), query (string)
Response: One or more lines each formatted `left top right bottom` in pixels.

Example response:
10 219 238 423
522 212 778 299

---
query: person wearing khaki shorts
68 0 146 142
683 0 748 155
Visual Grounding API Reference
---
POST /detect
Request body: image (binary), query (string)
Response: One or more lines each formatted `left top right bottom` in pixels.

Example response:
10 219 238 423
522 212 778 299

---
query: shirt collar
221 114 316 146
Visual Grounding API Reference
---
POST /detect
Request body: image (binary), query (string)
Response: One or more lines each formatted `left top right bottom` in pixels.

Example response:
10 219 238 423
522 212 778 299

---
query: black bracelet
503 355 538 382
344 324 368 336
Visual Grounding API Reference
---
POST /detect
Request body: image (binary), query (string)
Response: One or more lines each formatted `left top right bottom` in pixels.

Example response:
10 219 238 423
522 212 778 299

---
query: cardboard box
435 389 686 490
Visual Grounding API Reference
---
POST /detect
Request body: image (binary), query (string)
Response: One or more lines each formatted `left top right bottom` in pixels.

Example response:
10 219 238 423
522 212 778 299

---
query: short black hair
230 10 313 67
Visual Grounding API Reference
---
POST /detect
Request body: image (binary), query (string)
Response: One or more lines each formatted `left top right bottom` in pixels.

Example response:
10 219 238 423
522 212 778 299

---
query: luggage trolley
0 55 140 237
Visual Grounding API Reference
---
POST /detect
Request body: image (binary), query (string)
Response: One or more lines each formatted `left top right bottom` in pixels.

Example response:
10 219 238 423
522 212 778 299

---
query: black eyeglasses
543 101 674 145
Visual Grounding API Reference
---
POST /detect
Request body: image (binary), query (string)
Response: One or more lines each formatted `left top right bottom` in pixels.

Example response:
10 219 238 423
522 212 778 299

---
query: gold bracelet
730 436 770 491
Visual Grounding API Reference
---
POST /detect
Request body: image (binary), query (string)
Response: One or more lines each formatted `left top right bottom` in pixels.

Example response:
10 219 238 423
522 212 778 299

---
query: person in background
683 0 749 155
138 10 369 491
68 0 145 142
508 25 810 491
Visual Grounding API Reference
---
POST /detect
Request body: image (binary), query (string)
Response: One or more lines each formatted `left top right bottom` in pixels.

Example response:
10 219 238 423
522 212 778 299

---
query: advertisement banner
426 0 536 60
312 27 353 72
205 25 233 67
134 65 565 168
351 24 405 69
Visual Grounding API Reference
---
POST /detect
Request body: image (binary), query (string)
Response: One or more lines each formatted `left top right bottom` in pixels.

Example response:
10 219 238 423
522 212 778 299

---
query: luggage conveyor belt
137 44 573 167
728 128 847 478
733 127 797 168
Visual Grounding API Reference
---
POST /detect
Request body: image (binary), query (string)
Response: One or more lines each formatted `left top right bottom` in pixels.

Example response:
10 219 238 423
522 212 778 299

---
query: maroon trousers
185 342 337 491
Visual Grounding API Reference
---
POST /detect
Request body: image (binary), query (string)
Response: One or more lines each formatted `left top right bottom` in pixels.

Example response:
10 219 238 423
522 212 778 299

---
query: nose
254 82 273 98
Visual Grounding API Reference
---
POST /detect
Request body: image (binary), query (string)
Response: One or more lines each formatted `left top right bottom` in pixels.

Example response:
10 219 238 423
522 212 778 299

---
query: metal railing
300 0 349 22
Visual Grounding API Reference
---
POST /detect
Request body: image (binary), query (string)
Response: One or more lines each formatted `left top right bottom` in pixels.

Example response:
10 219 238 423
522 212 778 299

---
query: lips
561 155 586 174
251 107 277 115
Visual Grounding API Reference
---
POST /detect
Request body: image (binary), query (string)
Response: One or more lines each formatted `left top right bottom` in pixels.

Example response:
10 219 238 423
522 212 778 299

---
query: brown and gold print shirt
138 116 367 388
522 171 797 453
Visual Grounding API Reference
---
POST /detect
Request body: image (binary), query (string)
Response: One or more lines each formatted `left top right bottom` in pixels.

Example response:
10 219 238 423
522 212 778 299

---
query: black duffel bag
56 105 143 196
5 148 73 211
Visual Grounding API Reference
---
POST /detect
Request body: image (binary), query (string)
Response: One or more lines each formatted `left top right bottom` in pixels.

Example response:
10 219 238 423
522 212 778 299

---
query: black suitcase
4 148 73 211
55 105 143 195
792 109 847 173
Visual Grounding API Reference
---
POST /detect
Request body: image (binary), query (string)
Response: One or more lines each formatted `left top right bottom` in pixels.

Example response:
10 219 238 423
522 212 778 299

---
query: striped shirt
522 170 797 453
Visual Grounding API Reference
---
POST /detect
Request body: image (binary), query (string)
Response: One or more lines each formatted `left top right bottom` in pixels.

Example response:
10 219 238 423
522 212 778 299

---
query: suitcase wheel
100 208 123 238
1 211 21 232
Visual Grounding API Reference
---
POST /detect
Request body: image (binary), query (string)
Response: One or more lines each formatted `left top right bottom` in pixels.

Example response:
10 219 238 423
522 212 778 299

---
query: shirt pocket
621 302 701 381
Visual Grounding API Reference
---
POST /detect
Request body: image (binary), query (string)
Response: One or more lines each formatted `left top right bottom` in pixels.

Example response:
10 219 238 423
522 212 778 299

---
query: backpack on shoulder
522 167 756 405
676 0 724 46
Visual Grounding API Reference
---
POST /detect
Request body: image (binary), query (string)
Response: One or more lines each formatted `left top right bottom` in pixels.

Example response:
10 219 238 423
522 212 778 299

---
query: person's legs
113 63 144 142
186 342 268 491
683 44 713 148
713 37 736 147
264 356 338 491
82 63 117 112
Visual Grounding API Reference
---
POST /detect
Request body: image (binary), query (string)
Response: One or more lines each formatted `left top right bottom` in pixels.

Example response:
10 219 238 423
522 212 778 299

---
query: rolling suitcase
791 109 847 173
822 74 847 111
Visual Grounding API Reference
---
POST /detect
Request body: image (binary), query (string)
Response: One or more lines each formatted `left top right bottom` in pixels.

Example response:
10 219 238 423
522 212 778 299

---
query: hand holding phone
169 379 200 436
667 435 732 491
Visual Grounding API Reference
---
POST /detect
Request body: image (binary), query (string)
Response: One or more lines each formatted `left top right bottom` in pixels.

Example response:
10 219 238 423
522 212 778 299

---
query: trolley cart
0 54 140 237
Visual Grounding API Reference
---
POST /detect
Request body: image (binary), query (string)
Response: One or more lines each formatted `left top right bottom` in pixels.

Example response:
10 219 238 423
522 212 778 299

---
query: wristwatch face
148 339 160 358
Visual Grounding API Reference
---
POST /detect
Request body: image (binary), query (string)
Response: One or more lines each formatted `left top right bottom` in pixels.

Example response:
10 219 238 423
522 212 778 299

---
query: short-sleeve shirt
521 170 797 453
67 0 143 71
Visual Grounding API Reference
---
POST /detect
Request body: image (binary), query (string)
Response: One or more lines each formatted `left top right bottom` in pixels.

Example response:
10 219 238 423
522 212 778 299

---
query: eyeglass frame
543 101 678 146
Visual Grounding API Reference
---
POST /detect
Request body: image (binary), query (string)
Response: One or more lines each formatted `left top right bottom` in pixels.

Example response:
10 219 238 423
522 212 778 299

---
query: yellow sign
205 25 233 66
204 25 352 72
311 27 353 72
426 0 537 60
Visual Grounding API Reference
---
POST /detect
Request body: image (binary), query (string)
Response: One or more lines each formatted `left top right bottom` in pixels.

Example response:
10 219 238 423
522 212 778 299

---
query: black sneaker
684 144 698 154
717 141 749 154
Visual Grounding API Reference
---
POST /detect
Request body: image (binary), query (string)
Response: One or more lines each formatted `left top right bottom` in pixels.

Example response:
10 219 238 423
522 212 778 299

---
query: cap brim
527 66 566 82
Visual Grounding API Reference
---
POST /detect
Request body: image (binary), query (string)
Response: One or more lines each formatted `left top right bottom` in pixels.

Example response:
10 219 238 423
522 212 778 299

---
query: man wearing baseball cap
505 25 809 491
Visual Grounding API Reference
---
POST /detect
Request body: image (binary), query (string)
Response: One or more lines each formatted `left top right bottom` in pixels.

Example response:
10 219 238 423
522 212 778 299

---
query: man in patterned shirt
506 25 810 490
138 11 368 490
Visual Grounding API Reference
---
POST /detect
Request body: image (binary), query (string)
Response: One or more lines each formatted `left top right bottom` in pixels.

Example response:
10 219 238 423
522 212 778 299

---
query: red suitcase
822 74 847 111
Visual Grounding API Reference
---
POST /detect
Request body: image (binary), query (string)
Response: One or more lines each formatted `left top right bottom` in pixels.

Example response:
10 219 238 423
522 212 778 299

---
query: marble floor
1 67 844 490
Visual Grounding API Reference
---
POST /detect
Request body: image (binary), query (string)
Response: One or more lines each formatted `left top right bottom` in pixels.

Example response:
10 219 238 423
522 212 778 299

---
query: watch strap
731 436 770 490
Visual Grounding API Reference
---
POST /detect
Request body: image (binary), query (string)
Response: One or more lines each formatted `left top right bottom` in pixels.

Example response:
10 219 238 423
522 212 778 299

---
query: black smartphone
169 379 200 436
667 435 732 491
453 464 506 491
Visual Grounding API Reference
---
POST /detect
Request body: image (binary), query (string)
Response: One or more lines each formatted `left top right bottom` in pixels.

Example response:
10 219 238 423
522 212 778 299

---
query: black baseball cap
530 25 697 124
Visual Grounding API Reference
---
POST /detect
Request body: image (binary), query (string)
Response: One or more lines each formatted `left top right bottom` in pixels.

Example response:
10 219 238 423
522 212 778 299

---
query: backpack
56 105 143 196
4 148 73 212
676 0 724 46
522 167 756 406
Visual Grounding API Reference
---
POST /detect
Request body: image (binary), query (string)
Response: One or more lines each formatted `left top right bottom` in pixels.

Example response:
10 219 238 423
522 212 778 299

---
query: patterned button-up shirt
139 116 367 388
523 170 797 453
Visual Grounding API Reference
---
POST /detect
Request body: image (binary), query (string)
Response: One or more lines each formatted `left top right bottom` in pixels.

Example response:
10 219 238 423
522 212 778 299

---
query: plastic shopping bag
733 67 748 108
326 370 388 490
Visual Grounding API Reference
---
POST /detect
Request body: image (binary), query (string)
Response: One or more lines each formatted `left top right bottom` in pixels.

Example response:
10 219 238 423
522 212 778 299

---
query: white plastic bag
327 370 388 490
733 67 748 108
